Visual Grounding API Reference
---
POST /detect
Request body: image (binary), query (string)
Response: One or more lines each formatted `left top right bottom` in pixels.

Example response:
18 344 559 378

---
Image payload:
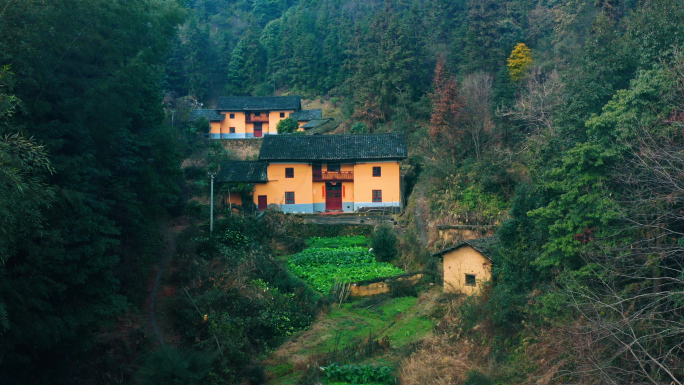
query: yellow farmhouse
190 96 327 139
217 133 407 213
432 237 496 295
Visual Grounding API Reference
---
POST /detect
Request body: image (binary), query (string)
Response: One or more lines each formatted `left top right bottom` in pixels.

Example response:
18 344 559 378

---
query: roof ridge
259 132 407 162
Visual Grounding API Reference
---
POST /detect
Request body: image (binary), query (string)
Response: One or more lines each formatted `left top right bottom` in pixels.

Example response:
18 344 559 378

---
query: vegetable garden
288 237 404 293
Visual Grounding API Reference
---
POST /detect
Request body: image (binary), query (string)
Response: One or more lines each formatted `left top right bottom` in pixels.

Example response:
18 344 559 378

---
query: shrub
349 122 367 134
324 363 395 384
276 117 299 134
183 165 205 181
371 225 398 262
388 278 418 298
137 345 214 385
463 370 492 385
188 116 211 134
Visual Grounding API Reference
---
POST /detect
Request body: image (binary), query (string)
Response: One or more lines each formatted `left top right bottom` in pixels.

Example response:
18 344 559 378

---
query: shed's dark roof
259 133 407 162
302 119 332 129
216 161 268 183
432 236 498 261
190 109 224 122
290 109 322 121
216 96 301 111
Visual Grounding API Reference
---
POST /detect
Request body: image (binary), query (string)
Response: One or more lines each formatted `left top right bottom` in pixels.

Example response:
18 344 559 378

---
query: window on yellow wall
373 166 381 177
280 112 285 117
327 163 340 172
285 168 294 178
372 190 382 202
465 274 476 286
255 112 261 117
229 113 235 119
229 127 235 133
285 192 295 204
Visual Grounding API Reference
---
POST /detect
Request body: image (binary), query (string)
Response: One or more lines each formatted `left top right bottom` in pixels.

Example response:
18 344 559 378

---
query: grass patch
301 296 433 354
264 290 440 384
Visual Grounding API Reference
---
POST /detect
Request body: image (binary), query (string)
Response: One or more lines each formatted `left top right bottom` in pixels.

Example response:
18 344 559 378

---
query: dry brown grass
301 97 342 121
181 155 205 169
221 140 260 160
400 334 483 385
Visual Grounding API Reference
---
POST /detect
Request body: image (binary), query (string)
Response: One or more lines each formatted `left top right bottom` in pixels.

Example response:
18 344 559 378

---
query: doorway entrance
325 182 342 211
257 195 267 211
253 123 263 138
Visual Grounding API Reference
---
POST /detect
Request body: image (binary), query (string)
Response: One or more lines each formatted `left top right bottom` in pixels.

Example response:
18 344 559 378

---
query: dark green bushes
137 345 214 385
324 363 395 384
463 370 492 385
371 225 398 262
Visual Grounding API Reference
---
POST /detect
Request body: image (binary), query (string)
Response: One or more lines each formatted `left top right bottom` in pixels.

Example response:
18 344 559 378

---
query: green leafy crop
288 247 403 293
306 235 369 249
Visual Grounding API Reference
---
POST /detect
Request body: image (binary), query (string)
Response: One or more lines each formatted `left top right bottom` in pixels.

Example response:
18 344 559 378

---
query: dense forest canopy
2 0 684 383
0 0 185 381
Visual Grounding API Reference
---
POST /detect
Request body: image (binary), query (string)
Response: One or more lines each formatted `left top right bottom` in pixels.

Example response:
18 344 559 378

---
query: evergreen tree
226 26 268 95
347 2 429 126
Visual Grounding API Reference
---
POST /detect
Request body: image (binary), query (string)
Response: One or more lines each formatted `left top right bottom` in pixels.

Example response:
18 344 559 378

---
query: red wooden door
258 195 267 211
326 183 342 211
254 123 263 138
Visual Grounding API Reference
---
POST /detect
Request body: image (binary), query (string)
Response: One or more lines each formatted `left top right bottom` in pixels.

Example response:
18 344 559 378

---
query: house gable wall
442 245 492 295
253 163 314 213
353 161 401 209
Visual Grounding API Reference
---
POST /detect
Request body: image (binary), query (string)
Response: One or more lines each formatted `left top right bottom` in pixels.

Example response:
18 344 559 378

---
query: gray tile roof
432 236 498 261
216 161 268 183
302 119 332 129
259 133 407 162
190 109 224 122
216 96 301 111
290 109 322 121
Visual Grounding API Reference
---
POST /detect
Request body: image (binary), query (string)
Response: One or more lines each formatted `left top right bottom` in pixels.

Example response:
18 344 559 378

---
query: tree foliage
276 117 299 134
371 224 398 263
0 0 184 382
429 57 462 151
507 43 533 82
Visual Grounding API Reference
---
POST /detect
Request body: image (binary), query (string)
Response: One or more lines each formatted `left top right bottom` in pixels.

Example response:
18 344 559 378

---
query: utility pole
208 172 215 233
171 110 176 128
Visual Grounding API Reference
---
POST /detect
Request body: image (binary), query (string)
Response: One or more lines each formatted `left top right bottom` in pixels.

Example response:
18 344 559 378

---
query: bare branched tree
560 49 684 384
498 68 564 134
461 72 493 160
566 125 684 384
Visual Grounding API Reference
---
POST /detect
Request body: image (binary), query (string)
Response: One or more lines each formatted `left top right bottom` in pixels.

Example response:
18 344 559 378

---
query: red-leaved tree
429 57 463 152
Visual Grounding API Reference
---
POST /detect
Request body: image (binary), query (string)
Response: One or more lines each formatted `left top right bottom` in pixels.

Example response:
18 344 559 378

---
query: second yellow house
432 237 497 295
218 133 407 213
190 96 329 139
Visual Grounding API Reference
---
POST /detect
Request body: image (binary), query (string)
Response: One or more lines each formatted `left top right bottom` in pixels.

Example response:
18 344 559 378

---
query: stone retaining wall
349 272 423 297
